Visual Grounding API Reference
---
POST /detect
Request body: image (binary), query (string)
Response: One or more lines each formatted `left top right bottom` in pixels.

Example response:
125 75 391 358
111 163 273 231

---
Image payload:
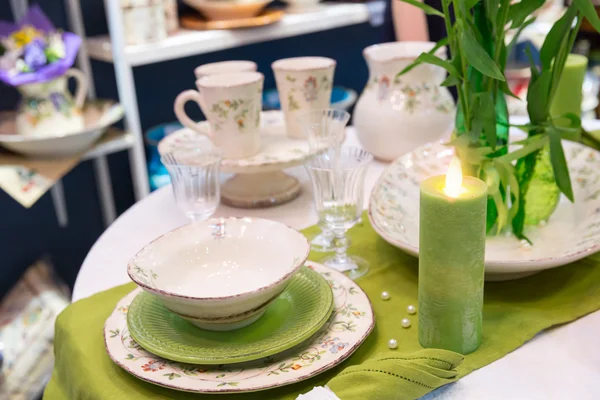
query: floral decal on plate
104 261 374 394
142 360 165 372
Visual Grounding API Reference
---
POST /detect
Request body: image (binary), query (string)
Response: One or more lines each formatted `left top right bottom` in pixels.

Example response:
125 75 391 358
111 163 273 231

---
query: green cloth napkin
45 213 600 399
327 349 464 400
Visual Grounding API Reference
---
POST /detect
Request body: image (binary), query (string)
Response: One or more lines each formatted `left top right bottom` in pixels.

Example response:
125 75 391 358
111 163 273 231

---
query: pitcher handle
174 90 213 138
64 68 88 108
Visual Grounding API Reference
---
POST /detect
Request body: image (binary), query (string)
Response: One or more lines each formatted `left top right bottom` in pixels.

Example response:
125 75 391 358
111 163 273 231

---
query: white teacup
194 60 257 79
272 57 335 138
174 72 264 160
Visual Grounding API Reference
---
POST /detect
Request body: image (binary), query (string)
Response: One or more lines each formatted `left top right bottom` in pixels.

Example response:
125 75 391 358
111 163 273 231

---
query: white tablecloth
74 128 600 399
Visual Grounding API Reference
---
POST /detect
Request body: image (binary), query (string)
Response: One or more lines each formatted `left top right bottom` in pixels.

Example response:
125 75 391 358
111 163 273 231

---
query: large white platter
369 138 600 280
104 261 374 394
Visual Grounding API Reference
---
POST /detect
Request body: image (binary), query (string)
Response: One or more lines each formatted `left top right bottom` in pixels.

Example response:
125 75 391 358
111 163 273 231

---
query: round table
74 128 600 399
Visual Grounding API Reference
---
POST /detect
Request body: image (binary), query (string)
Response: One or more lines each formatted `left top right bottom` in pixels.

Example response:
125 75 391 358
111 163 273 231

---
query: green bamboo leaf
526 70 552 122
513 144 539 244
479 92 497 149
441 75 460 87
484 0 500 27
524 46 540 81
497 134 548 163
499 79 520 100
396 38 449 77
495 159 520 220
413 52 460 77
470 102 485 142
492 189 508 233
484 163 501 195
548 126 574 202
540 6 577 70
498 37 509 71
507 17 537 56
574 0 600 32
551 113 582 141
459 26 505 81
508 0 545 28
466 0 480 10
398 0 445 18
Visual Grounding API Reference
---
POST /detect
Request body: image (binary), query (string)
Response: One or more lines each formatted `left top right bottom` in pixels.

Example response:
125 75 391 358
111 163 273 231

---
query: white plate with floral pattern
158 110 310 174
369 136 600 280
104 261 374 394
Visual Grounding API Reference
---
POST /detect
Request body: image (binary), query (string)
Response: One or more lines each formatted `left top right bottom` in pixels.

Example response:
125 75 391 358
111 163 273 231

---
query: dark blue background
0 1 390 296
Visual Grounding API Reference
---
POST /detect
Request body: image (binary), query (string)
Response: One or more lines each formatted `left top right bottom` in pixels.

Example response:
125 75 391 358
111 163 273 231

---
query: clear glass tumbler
305 146 373 280
161 147 222 222
297 108 350 252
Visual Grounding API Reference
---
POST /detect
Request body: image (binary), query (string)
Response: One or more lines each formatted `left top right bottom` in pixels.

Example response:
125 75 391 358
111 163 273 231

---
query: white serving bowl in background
0 100 123 157
128 217 310 331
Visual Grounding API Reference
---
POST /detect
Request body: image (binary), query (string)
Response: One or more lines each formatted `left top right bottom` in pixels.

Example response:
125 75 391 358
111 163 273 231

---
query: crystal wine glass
162 147 222 222
297 108 350 252
305 146 373 279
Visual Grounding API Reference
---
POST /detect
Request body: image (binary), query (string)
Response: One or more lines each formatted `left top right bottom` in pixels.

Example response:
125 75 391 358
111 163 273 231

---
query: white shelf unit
61 1 375 224
86 4 371 65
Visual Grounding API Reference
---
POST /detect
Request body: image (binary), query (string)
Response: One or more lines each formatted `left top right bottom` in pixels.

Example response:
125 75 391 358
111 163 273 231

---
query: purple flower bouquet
0 5 81 86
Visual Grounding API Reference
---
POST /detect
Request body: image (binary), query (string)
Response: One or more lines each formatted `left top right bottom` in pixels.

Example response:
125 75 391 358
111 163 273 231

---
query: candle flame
444 157 464 198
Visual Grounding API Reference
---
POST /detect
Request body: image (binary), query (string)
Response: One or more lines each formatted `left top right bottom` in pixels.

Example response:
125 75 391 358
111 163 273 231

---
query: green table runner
44 213 600 399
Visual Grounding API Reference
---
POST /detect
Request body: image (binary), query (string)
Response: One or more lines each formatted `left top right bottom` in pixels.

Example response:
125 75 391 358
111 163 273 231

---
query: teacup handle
64 68 88 108
174 90 213 138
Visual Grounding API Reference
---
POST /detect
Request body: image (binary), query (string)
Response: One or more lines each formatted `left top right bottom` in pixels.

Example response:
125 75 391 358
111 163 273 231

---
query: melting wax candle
418 157 487 354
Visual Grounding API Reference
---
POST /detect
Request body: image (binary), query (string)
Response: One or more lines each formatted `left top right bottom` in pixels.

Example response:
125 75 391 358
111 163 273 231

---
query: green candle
550 54 588 123
418 158 487 354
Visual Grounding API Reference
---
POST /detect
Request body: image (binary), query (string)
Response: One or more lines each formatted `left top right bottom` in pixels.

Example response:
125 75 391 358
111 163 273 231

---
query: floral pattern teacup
174 72 263 159
272 57 335 139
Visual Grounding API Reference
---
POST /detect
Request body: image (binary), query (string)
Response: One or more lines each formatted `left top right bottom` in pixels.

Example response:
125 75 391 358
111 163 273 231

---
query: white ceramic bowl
0 100 123 157
183 0 272 21
128 217 310 330
369 119 600 280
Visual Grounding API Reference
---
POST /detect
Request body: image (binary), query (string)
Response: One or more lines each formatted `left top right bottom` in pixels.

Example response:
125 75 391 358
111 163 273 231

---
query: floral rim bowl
369 121 600 280
127 217 310 331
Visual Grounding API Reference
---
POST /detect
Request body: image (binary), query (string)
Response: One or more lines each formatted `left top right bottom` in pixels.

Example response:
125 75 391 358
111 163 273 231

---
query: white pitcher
353 42 455 161
16 68 88 137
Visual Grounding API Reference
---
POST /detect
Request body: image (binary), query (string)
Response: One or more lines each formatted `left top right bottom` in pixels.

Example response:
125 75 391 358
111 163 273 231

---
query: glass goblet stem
332 229 351 264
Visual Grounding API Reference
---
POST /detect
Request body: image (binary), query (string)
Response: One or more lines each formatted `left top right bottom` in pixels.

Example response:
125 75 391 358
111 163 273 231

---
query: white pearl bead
388 338 398 349
401 318 411 328
407 305 416 315
381 291 390 301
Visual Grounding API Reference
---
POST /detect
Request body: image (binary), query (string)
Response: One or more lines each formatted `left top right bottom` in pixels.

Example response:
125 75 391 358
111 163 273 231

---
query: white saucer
369 132 600 280
0 100 124 157
158 111 311 208
158 110 310 174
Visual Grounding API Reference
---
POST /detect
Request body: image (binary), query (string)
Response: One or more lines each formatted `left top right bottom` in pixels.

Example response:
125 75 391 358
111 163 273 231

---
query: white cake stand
158 111 310 208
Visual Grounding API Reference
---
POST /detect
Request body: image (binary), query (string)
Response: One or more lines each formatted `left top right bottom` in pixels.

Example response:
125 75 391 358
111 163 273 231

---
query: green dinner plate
127 267 334 365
